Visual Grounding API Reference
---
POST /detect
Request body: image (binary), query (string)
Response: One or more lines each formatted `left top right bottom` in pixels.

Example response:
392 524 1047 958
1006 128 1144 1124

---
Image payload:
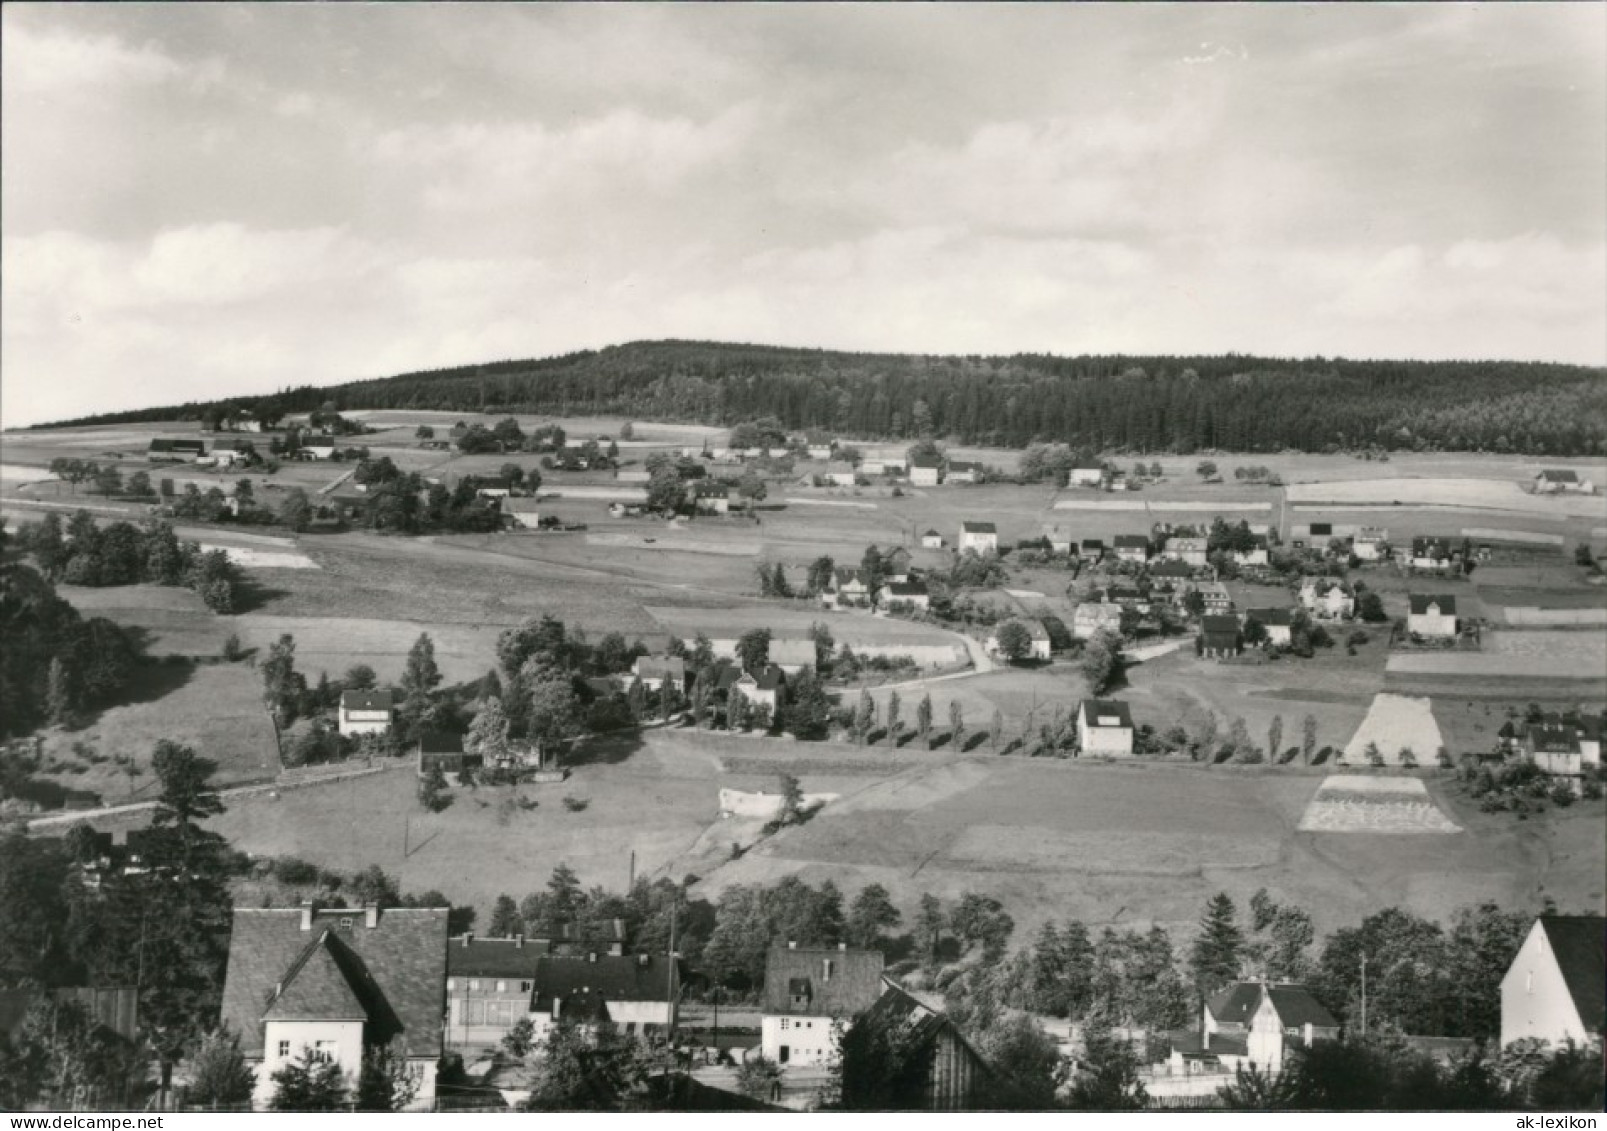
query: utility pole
1359 953 1368 1036
628 850 636 891
666 902 678 1043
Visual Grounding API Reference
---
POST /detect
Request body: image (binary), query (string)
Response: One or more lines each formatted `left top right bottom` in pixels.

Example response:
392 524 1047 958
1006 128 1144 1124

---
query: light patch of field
230 615 506 685
1297 775 1460 834
1386 652 1596 680
782 497 879 510
1052 499 1272 512
0 463 53 482
945 824 1280 873
1484 630 1607 662
586 533 758 556
1463 528 1565 546
1288 477 1602 517
543 485 649 502
1340 694 1444 766
198 543 320 570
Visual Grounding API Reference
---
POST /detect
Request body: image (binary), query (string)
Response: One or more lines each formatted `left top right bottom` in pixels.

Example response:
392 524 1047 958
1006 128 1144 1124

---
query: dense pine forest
41 340 1607 455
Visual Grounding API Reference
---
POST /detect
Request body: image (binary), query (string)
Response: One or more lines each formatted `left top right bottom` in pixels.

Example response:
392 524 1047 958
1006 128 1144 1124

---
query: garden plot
1297 775 1460 834
1339 694 1444 766
1386 653 1594 681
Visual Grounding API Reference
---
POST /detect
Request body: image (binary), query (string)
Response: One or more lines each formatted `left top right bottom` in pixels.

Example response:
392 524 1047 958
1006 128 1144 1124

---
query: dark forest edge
31 339 1607 456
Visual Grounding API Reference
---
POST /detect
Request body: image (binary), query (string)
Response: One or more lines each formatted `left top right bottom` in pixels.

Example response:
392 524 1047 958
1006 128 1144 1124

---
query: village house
1523 725 1588 788
1353 527 1389 561
823 461 857 487
416 731 481 779
1069 466 1105 487
1113 534 1151 564
733 665 787 716
444 935 542 1055
501 498 542 529
1073 602 1125 640
1101 584 1151 615
631 655 688 693
1500 915 1605 1050
147 438 207 462
822 567 873 610
1167 981 1339 1081
300 436 337 460
229 409 265 433
1243 607 1294 647
526 953 679 1045
985 619 1051 661
692 482 730 515
1410 536 1458 572
1150 559 1197 583
807 443 834 461
768 638 817 675
337 689 396 737
1199 614 1243 659
1299 578 1353 620
1164 536 1209 567
469 476 512 499
946 460 983 484
1198 582 1235 615
1043 525 1073 554
1232 536 1271 568
219 904 449 1109
958 521 998 554
921 529 944 549
208 437 253 467
1407 594 1458 638
880 579 932 613
1080 538 1106 562
1534 469 1596 495
909 454 943 487
761 944 886 1067
1076 699 1135 756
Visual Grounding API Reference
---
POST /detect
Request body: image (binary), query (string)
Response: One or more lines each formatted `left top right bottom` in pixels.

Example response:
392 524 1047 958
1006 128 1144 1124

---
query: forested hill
43 340 1607 455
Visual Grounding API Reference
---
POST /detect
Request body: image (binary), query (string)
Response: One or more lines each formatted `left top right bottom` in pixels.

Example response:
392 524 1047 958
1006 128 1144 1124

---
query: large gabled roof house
338 689 396 737
1407 594 1458 638
527 952 679 1045
1113 534 1151 563
958 520 998 554
1534 469 1595 495
148 438 207 462
220 904 449 1109
945 460 983 484
880 579 931 612
1410 535 1458 571
854 981 997 1110
761 944 885 1067
1167 981 1339 1080
1500 915 1605 1049
822 567 873 610
908 454 943 487
1199 614 1242 659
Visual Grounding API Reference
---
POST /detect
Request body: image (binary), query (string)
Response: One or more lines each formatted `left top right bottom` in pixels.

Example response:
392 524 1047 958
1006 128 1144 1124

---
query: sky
3 3 1604 426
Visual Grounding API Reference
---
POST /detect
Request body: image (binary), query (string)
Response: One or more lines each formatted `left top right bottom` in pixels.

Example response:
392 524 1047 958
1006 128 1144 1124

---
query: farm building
984 619 1051 661
854 982 996 1111
416 732 481 778
1353 527 1389 561
880 579 932 612
1043 525 1073 554
1168 981 1339 1080
823 461 857 487
1407 594 1458 637
337 689 396 737
1101 585 1151 614
1076 699 1134 756
1197 582 1235 614
692 482 730 514
882 546 913 582
1080 538 1106 561
469 476 513 499
769 638 818 674
1069 467 1105 487
527 953 679 1047
946 460 983 484
632 655 689 692
219 904 448 1110
501 498 542 528
1534 469 1595 495
921 529 944 549
807 443 834 461
1409 536 1459 572
1232 536 1270 567
228 410 265 432
208 437 254 467
147 438 206 462
1150 559 1196 582
1165 536 1208 567
1522 726 1589 787
761 944 885 1067
1499 915 1606 1049
1199 615 1242 659
1072 602 1124 640
1299 578 1353 620
909 455 943 487
1243 607 1294 647
821 567 873 609
958 521 998 554
1113 534 1151 564
734 666 787 715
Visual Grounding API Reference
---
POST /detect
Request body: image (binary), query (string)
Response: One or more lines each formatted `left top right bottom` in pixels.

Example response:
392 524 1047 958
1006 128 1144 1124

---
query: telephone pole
1359 953 1368 1035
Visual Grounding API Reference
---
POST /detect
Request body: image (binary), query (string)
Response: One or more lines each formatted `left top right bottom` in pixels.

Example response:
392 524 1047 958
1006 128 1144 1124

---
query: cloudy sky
3 3 1604 425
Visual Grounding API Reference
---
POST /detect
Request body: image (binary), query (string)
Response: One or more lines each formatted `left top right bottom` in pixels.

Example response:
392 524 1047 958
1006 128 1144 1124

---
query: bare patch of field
1340 694 1444 766
198 543 320 570
1288 477 1601 517
587 533 759 556
1386 652 1595 680
1297 775 1460 834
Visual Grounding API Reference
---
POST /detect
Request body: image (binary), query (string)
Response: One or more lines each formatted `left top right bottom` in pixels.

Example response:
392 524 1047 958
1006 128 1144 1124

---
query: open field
644 604 960 646
1387 651 1598 681
60 584 230 657
37 661 279 804
1339 694 1445 766
1297 775 1460 833
1287 477 1603 518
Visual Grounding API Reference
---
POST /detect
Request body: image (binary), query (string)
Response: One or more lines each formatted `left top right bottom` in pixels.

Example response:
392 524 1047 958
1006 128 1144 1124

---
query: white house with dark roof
1072 602 1124 640
880 579 932 612
909 454 943 487
1043 525 1073 554
1407 594 1458 637
1299 578 1353 620
1534 469 1595 495
761 944 886 1066
220 904 448 1109
1070 466 1105 487
1243 607 1294 647
1182 980 1339 1078
1165 537 1209 567
1410 536 1457 571
1500 915 1605 1049
822 567 873 610
946 460 983 484
1113 534 1151 563
692 482 730 514
823 461 857 487
338 689 396 737
1077 699 1135 756
1353 527 1389 561
921 529 944 549
958 521 998 554
733 665 786 716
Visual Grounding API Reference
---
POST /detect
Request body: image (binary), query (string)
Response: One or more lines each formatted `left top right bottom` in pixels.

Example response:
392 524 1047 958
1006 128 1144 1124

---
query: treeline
11 512 244 614
0 528 146 739
41 340 1607 455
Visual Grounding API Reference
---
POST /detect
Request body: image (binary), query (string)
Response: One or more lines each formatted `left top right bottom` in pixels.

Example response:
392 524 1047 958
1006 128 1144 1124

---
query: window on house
313 1041 336 1063
779 1018 790 1031
338 917 353 931
469 979 481 991
277 1040 291 1058
521 981 533 992
497 980 507 993
823 959 834 980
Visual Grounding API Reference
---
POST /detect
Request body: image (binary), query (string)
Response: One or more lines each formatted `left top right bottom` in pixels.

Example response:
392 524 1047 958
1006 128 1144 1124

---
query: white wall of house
1078 718 1134 756
338 707 393 737
1408 610 1457 637
1501 921 1593 1048
910 467 941 487
1070 468 1104 486
256 1020 364 1107
761 1014 842 1066
958 532 997 554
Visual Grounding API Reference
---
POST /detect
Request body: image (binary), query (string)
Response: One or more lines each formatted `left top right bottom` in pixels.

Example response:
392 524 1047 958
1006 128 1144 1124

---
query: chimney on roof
462 932 473 948
299 900 314 931
364 902 379 929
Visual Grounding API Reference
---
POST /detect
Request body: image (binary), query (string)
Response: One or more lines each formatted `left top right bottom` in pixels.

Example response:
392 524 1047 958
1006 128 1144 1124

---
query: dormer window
338 917 353 931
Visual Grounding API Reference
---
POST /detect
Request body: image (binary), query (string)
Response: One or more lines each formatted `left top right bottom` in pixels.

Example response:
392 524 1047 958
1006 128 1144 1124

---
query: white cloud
0 19 210 96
